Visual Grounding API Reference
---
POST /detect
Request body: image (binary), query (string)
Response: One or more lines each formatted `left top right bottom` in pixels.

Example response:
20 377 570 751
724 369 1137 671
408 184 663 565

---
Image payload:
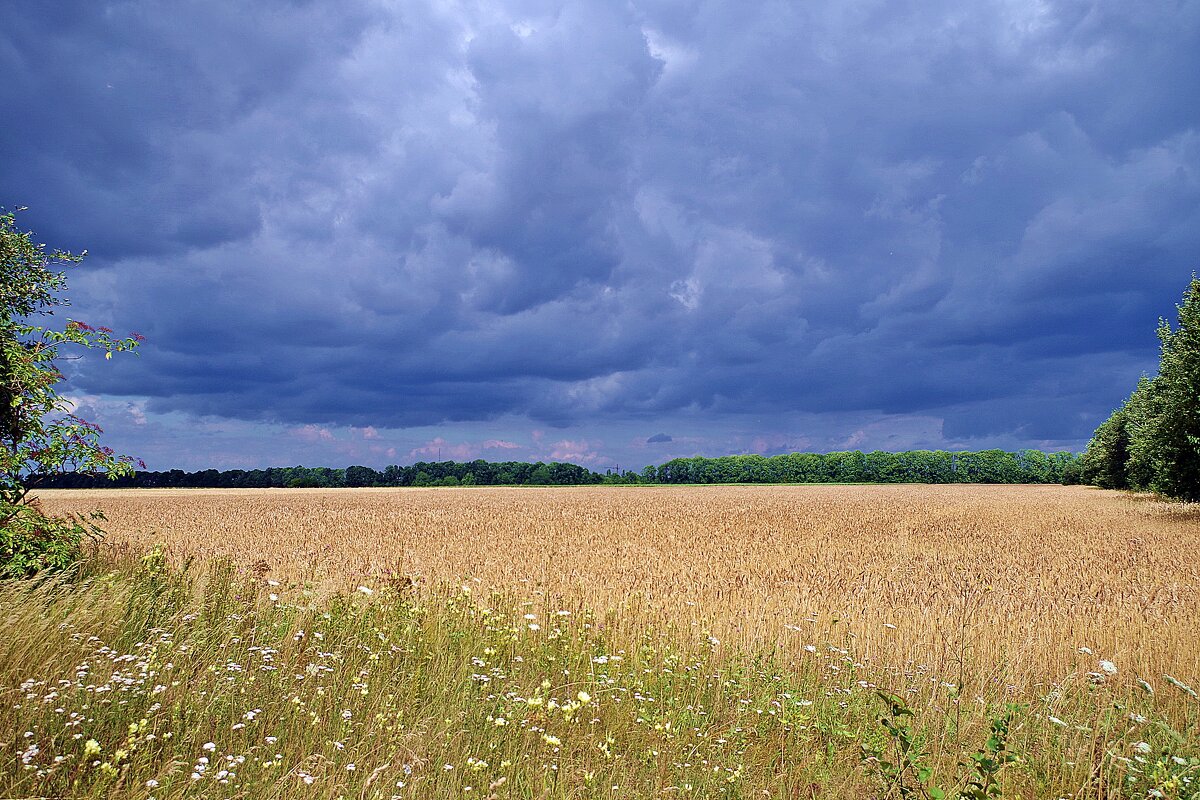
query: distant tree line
32 460 606 489
644 449 1081 485
31 449 1083 489
1080 276 1200 501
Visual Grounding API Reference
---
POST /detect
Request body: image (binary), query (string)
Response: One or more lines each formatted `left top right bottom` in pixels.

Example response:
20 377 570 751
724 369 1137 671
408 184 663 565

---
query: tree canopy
1 209 143 576
1082 275 1200 501
37 448 1083 489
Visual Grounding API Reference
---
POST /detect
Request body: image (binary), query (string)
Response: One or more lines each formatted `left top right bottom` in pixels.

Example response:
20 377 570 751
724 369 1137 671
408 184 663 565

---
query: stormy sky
3 0 1198 470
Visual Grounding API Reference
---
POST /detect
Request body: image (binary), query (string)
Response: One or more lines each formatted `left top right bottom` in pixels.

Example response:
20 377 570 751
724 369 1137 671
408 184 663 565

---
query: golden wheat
35 484 1200 691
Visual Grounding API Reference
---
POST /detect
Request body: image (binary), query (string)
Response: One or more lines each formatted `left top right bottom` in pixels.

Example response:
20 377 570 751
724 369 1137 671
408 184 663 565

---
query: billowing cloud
3 0 1198 469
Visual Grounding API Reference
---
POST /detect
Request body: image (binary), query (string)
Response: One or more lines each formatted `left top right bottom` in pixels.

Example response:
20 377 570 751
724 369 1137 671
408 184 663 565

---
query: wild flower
1164 675 1198 698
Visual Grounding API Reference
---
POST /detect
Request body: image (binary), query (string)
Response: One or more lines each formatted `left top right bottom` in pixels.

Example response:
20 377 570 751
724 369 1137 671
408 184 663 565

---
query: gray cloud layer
3 0 1199 465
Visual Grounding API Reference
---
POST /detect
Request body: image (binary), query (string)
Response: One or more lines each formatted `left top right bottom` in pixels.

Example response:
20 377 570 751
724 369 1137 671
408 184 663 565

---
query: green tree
1121 375 1162 492
1081 406 1131 489
344 465 379 487
1148 276 1200 500
1 209 143 577
1083 275 1200 501
529 464 553 485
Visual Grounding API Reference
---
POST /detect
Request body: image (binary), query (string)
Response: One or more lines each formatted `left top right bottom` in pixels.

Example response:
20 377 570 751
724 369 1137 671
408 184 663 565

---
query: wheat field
35 484 1200 692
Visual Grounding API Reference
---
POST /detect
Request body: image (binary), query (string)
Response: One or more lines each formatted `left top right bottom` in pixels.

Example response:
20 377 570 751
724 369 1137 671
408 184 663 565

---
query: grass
6 484 1198 798
35 485 1200 687
1 548 1197 798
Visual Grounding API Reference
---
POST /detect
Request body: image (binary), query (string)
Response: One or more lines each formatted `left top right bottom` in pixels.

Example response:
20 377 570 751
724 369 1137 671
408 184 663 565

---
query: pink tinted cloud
545 439 611 467
748 434 810 455
482 439 521 450
292 424 335 443
357 426 379 439
409 437 478 461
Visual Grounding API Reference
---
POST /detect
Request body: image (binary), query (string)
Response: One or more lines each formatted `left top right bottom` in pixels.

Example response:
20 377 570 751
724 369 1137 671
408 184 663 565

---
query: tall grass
36 485 1200 688
2 547 1197 799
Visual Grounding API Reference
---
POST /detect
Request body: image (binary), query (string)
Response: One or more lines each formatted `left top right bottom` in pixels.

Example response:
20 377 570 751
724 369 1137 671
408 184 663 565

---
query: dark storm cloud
3 0 1199 457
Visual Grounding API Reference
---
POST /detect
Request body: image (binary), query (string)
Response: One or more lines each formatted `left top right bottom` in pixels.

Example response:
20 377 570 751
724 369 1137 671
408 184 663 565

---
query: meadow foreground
4 485 1196 798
